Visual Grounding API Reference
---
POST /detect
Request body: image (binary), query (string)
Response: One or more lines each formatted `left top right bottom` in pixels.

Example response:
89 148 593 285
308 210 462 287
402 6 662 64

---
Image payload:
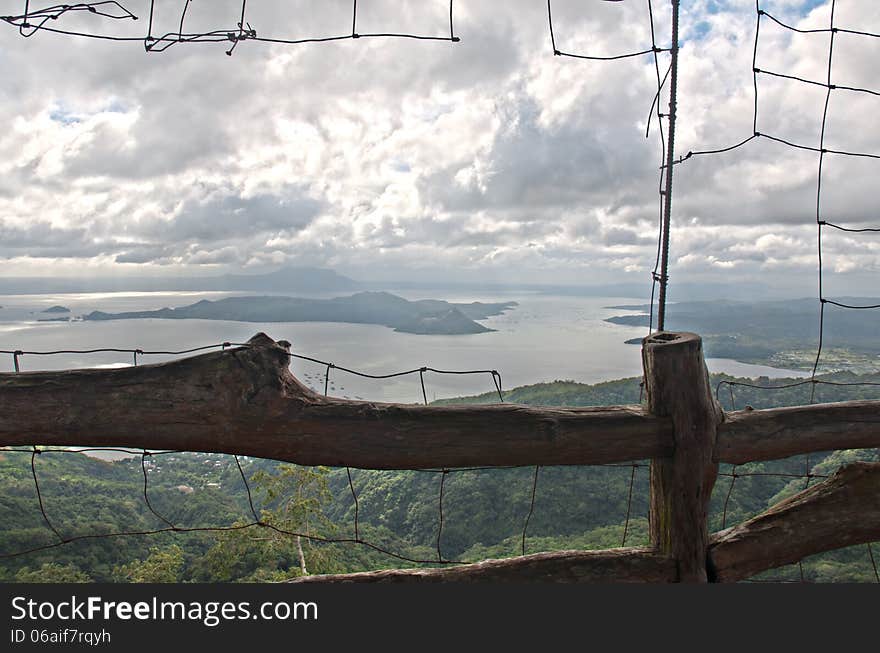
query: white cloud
0 0 877 292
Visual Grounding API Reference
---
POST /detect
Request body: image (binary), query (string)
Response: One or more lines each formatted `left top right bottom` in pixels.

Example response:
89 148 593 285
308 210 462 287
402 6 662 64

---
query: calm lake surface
0 289 808 403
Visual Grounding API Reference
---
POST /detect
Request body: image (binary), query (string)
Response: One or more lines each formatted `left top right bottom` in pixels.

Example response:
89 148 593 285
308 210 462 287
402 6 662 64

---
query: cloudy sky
0 0 878 296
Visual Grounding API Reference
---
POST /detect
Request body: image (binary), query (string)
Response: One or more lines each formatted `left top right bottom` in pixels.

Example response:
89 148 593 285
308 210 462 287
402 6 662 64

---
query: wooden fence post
643 332 722 582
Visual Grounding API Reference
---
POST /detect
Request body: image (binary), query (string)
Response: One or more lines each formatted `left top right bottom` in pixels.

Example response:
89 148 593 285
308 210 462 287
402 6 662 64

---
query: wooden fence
1 332 877 582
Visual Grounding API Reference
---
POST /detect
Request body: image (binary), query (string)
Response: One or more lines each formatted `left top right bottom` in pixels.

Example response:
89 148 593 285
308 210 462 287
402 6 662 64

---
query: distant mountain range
0 266 780 301
0 267 358 295
85 291 518 335
606 297 880 371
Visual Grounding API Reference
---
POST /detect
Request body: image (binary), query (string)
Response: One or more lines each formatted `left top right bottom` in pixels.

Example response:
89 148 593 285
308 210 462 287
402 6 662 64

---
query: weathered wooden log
716 401 880 464
643 332 722 582
289 548 677 583
0 333 673 469
708 462 880 582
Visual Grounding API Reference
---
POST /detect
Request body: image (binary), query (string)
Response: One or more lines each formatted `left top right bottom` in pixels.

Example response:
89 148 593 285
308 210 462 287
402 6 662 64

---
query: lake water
0 289 809 403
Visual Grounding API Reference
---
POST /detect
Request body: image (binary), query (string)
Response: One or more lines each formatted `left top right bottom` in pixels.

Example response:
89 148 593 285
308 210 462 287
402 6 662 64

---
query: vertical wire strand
492 371 505 402
19 0 30 36
352 0 358 37
234 455 260 523
752 1 761 136
31 448 64 542
868 543 879 583
801 0 837 582
226 0 249 55
322 361 362 544
178 0 191 39
449 0 455 41
521 465 540 556
811 0 837 389
721 466 737 529
346 467 360 542
621 464 637 546
436 470 448 562
145 0 155 47
141 451 176 529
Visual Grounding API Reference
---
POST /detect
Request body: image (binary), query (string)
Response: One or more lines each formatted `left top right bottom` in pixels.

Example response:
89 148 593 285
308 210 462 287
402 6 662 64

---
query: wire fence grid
667 0 880 389
548 0 677 334
1 1 460 54
656 0 880 582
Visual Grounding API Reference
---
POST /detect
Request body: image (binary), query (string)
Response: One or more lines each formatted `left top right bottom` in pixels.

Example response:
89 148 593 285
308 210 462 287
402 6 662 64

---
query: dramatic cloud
0 0 877 292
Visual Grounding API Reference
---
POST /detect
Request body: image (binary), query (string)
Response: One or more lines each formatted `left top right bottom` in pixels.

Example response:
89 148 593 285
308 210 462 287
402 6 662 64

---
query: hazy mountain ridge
0 266 776 300
606 298 880 372
0 267 358 295
84 291 518 336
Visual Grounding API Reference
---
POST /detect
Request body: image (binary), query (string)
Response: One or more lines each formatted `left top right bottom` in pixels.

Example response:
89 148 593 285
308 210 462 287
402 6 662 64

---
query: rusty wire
1 0 460 54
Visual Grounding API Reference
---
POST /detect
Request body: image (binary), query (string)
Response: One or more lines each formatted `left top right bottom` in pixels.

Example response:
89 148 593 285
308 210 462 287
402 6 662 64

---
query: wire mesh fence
661 0 880 581
1 1 460 53
669 1 880 384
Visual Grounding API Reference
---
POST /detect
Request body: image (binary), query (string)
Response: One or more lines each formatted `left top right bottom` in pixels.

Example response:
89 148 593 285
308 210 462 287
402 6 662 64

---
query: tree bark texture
708 462 880 582
0 333 673 469
643 332 722 582
716 402 880 464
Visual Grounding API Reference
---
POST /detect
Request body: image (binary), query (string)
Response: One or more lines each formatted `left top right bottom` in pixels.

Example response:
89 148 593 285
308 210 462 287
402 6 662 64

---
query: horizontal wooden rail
3 333 877 469
0 333 673 469
289 548 677 583
716 403 880 464
708 462 880 582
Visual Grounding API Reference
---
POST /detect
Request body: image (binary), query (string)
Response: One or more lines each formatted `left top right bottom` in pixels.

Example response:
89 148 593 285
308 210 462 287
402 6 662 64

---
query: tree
113 545 184 583
197 465 336 582
15 563 92 583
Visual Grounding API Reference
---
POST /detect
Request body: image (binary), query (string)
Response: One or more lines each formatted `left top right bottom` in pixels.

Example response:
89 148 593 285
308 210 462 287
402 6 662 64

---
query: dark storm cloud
114 244 174 264
601 227 655 247
139 190 323 242
0 220 85 246
0 220 102 259
420 94 657 215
